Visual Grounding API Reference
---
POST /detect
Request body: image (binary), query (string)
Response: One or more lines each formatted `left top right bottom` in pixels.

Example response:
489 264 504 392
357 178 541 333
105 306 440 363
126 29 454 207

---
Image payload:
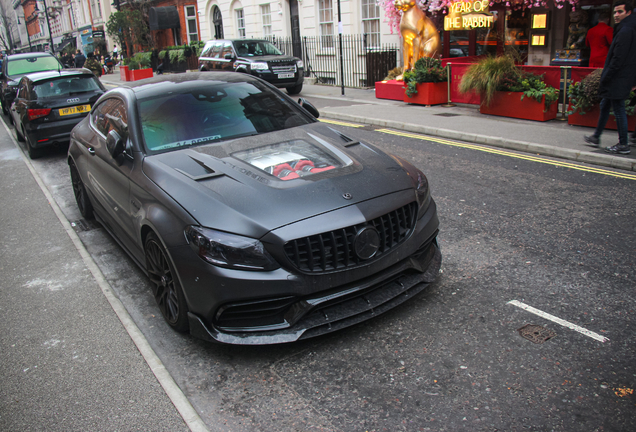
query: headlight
185 226 279 271
414 170 430 211
389 154 430 213
296 60 304 69
250 62 269 71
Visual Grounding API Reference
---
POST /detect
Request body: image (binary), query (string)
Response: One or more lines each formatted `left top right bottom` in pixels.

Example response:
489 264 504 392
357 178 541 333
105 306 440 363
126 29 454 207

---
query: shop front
433 0 615 67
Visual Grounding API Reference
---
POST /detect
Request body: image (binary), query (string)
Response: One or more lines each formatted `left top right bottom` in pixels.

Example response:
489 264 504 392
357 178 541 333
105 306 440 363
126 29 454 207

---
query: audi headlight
185 226 279 271
296 60 304 69
251 62 269 71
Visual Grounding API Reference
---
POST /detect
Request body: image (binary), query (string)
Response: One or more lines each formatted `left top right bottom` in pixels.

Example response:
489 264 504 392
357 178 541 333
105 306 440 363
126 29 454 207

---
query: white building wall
196 0 400 45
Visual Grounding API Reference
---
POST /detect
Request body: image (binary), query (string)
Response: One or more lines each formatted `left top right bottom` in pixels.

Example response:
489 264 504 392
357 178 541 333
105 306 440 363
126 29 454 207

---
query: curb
320 110 636 172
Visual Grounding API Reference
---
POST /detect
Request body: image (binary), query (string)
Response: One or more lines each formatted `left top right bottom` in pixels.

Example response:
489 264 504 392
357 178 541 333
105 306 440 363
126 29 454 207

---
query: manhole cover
518 324 556 344
434 113 461 117
70 219 99 233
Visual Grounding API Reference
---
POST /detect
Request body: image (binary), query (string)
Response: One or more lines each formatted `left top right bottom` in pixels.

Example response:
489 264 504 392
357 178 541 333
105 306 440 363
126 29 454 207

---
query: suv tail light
28 108 52 121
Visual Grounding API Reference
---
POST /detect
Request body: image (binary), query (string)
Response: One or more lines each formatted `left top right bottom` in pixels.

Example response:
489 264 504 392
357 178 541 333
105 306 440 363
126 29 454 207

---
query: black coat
599 13 636 100
74 53 86 68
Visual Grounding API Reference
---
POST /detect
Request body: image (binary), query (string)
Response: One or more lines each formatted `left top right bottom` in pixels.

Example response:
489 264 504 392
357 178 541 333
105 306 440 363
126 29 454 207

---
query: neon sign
444 1 495 31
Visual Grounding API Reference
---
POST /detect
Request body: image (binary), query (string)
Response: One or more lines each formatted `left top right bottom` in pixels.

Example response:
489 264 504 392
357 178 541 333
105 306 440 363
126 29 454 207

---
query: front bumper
188 238 441 345
251 70 304 89
177 193 441 345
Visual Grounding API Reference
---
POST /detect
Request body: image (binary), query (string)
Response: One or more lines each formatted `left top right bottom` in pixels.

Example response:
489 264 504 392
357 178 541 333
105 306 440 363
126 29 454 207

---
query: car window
233 41 282 57
16 82 28 99
138 80 312 154
92 98 128 138
221 42 233 58
33 76 102 99
210 42 223 58
6 56 61 77
201 41 215 57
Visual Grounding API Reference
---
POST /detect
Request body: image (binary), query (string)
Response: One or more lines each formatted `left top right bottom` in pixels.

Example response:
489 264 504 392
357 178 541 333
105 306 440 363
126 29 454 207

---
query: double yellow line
377 128 636 180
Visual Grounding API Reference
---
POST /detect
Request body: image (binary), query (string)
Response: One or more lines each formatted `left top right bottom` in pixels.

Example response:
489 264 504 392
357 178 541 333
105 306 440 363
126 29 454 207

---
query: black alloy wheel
70 163 94 219
145 232 189 332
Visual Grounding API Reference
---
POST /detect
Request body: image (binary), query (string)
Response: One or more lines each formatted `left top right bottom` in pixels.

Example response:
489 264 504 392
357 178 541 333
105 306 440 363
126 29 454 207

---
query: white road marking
508 300 610 343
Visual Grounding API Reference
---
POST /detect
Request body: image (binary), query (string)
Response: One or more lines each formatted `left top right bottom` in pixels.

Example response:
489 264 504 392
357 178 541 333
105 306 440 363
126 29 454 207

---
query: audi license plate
277 73 294 79
59 105 91 116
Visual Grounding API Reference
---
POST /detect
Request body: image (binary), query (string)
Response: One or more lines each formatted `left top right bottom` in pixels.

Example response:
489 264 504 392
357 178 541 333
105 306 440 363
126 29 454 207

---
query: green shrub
403 57 447 97
460 55 558 109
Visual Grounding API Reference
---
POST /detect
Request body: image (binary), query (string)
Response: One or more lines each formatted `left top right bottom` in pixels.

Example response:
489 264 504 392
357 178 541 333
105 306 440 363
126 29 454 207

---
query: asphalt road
5 100 636 431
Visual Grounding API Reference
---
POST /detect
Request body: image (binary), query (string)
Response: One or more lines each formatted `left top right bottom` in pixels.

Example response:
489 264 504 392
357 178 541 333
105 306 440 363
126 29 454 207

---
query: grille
271 64 297 74
284 202 417 273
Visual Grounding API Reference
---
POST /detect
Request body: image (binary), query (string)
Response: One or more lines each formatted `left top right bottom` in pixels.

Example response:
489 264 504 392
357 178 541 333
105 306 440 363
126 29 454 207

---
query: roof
6 52 57 61
20 68 96 82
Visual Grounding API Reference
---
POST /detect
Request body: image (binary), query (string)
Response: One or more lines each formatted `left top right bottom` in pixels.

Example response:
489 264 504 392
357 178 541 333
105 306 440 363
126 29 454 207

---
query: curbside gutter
320 109 636 172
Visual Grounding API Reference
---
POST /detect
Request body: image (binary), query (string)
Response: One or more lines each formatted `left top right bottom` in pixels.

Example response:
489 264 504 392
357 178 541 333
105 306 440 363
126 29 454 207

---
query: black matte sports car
68 72 441 345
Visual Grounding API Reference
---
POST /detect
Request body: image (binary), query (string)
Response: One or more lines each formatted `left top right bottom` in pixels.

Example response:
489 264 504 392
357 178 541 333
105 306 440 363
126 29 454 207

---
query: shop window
505 10 529 59
476 11 499 56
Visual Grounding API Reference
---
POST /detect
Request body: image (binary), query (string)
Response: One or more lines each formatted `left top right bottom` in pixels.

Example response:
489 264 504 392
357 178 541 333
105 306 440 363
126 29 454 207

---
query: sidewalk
0 122 197 431
100 69 636 172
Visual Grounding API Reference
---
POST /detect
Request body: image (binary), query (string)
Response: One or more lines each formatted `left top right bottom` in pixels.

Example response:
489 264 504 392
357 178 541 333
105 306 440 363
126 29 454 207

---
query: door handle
87 147 96 155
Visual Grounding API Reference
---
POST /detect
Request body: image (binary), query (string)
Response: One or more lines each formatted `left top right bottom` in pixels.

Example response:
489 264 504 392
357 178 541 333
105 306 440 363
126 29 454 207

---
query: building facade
12 0 115 55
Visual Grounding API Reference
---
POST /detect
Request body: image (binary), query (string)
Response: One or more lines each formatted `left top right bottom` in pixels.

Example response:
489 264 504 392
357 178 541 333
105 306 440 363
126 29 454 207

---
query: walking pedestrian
585 11 613 67
74 49 86 68
584 0 636 155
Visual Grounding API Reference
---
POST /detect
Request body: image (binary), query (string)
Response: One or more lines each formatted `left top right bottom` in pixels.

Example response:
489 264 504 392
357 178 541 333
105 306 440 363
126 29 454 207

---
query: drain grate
434 113 461 117
70 219 100 233
518 324 556 344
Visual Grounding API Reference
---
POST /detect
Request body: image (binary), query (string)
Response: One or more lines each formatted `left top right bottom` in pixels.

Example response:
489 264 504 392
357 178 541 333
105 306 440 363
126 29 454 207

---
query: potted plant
567 69 636 129
459 55 559 122
403 57 448 106
122 52 153 81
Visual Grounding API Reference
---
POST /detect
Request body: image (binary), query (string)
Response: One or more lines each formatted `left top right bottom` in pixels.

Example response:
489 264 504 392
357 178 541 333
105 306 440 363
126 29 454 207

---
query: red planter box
404 82 448 106
120 65 129 81
480 91 557 122
129 68 154 81
119 67 153 82
567 104 636 130
375 80 405 101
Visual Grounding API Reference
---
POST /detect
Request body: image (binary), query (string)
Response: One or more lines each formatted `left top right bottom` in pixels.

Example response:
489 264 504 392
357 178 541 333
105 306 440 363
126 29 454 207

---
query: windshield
139 80 311 154
34 76 103 98
7 56 61 77
232 41 283 57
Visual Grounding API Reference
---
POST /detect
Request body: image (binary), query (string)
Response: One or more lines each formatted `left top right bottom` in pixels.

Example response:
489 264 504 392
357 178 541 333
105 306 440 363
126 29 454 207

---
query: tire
145 232 189 332
1 97 7 116
287 83 303 95
26 134 43 159
70 163 94 219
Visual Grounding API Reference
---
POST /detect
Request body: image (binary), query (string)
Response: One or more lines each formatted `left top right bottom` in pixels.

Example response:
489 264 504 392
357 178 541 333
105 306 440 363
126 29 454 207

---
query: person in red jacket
586 11 613 67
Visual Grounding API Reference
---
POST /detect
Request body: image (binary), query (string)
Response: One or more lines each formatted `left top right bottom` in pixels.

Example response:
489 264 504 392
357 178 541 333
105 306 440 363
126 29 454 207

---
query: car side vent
284 202 417 273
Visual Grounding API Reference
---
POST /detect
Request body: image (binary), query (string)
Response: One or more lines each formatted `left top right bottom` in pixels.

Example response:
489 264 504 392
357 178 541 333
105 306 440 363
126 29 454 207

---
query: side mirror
106 129 125 160
224 53 234 60
297 98 319 119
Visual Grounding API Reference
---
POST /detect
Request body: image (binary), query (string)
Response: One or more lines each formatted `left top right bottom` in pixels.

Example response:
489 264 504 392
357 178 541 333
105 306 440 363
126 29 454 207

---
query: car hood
142 123 415 238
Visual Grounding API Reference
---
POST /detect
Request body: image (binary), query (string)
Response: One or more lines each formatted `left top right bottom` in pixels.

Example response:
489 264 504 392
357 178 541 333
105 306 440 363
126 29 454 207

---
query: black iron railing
267 34 399 89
